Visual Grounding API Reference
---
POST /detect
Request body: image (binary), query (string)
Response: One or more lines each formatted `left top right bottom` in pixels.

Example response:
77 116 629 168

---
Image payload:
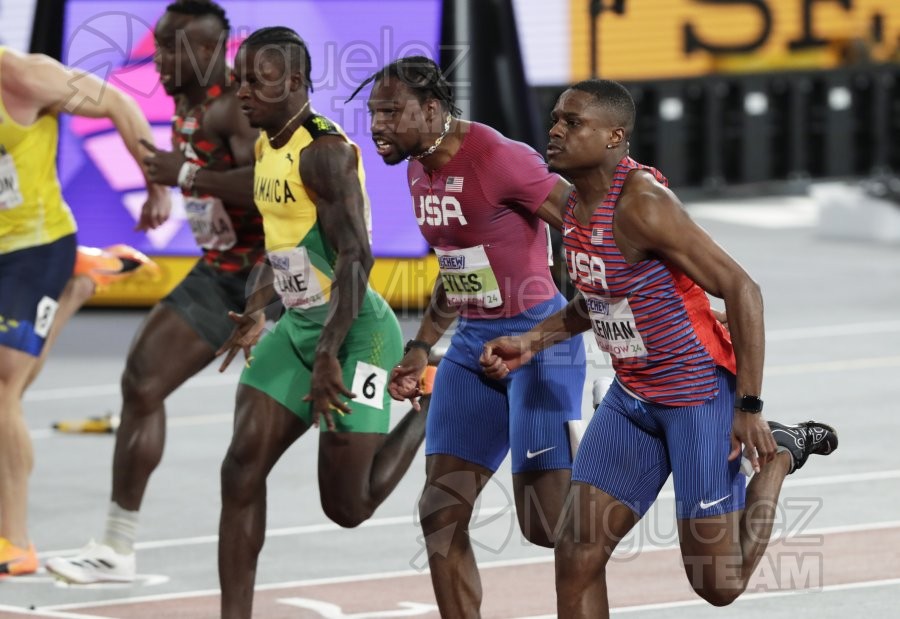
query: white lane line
24 372 240 403
0 605 107 619
767 320 900 342
42 522 900 611
767 355 900 375
38 470 900 558
515 577 900 618
30 413 234 441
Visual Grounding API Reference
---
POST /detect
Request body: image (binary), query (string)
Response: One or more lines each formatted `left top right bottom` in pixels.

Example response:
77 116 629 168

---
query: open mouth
373 137 394 157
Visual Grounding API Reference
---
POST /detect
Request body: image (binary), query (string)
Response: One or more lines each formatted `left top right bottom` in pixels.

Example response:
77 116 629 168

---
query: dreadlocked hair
165 0 230 32
239 26 314 93
346 56 460 116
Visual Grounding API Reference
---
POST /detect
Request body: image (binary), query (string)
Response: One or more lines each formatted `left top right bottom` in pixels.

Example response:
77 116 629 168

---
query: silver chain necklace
408 115 452 161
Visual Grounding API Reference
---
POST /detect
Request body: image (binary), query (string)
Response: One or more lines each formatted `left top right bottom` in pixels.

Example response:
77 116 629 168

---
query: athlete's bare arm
614 169 774 470
2 50 167 207
480 292 591 379
534 178 573 230
191 91 257 206
300 135 371 430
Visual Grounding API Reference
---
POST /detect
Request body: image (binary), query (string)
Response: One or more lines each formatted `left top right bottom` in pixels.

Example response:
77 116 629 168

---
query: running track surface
2 195 898 618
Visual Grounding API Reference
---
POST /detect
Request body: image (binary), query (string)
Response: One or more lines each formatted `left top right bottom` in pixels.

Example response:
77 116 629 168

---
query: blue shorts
572 367 746 519
0 235 77 356
427 294 586 473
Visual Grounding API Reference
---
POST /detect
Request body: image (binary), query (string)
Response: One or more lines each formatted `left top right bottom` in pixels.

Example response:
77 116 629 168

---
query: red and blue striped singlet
562 157 736 406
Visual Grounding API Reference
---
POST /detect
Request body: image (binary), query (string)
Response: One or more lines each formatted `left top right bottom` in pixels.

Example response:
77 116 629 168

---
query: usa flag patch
591 228 603 245
445 176 464 192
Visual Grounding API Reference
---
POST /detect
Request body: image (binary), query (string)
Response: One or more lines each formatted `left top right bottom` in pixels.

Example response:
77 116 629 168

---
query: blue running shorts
572 367 746 519
0 234 76 356
427 294 586 473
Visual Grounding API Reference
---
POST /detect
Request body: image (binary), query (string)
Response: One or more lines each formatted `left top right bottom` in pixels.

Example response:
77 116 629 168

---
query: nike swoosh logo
563 226 575 236
699 495 731 510
526 447 556 459
411 177 422 186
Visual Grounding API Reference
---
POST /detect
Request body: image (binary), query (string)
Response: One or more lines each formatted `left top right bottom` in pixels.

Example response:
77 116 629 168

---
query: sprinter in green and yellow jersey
215 28 428 619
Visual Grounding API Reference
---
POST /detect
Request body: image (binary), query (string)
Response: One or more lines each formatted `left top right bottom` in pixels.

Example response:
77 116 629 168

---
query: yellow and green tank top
253 113 372 316
0 47 76 254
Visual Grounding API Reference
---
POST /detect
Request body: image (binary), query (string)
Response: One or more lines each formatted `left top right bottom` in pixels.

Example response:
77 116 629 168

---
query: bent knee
220 448 266 505
321 500 373 529
120 363 162 408
520 523 554 548
417 486 476 535
694 586 742 607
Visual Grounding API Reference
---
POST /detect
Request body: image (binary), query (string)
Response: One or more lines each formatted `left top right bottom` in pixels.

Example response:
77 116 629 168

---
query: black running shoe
769 421 838 474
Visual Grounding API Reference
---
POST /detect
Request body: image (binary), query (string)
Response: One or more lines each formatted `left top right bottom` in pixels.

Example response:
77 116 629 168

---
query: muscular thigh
426 358 510 472
660 368 746 520
123 302 217 397
507 333 585 474
572 379 670 518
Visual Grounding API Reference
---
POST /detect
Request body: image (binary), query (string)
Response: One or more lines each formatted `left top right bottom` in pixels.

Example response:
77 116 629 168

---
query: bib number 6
351 362 387 409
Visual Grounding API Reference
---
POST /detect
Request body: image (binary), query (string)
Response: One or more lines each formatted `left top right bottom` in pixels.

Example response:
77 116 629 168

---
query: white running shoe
46 540 136 584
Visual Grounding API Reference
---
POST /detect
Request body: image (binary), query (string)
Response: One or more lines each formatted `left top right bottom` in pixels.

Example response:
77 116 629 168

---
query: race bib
184 196 237 251
584 293 647 359
269 247 328 309
0 153 24 211
435 245 502 309
351 361 388 409
34 296 59 339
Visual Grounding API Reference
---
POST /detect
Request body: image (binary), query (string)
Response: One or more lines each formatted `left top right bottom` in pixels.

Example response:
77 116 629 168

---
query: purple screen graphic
60 0 438 257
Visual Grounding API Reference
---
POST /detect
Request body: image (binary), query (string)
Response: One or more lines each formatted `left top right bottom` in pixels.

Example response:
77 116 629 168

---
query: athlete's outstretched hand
730 411 777 474
216 310 265 372
480 336 534 380
389 349 428 411
305 352 354 431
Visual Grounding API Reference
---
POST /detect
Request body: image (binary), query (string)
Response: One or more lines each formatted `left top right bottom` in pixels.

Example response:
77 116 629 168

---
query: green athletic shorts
239 289 402 433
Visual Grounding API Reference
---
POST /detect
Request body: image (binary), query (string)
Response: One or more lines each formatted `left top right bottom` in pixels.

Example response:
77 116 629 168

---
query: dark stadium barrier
535 64 900 190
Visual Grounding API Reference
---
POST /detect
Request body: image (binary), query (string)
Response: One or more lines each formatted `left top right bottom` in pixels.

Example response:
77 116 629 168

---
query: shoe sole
46 563 135 585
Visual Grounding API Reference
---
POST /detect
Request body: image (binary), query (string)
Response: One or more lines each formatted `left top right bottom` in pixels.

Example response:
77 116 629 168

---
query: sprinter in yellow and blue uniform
0 46 165 576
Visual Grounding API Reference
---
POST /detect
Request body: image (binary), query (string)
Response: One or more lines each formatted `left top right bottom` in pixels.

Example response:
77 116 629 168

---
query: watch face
739 395 764 412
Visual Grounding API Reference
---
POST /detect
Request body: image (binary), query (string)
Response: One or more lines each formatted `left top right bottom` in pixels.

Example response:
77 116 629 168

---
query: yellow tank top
0 47 76 254
253 113 371 314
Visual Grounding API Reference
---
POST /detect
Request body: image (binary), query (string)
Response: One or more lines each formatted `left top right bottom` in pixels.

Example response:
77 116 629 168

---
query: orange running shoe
74 244 159 289
0 537 38 577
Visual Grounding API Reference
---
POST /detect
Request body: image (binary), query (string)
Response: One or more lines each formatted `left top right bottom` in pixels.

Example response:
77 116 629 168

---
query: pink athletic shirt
408 122 560 319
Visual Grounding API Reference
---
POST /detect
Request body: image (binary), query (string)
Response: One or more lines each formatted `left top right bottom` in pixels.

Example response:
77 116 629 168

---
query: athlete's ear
289 70 304 93
425 98 442 131
608 127 626 149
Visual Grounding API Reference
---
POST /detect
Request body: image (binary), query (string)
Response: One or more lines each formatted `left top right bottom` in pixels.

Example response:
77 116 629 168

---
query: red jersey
172 82 264 274
408 122 559 319
562 157 736 406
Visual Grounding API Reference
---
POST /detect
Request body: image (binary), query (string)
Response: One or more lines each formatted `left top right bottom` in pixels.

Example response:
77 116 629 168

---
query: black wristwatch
404 339 432 356
735 394 764 413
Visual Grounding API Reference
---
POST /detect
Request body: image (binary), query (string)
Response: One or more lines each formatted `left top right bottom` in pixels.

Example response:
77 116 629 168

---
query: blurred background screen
58 0 439 259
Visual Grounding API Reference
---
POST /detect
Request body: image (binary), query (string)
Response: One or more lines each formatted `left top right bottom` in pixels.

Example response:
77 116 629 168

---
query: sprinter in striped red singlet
481 79 838 617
